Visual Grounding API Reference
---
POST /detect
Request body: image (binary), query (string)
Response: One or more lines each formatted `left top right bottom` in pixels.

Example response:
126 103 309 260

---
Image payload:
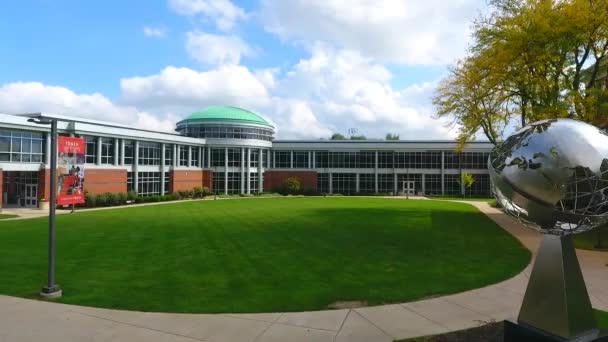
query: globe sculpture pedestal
504 235 608 341
489 119 608 341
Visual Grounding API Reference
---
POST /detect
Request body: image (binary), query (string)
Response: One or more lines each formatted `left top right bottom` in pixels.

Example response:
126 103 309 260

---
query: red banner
57 136 86 205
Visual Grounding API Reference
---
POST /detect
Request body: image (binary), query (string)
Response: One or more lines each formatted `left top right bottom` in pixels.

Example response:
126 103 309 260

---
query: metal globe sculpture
489 118 608 235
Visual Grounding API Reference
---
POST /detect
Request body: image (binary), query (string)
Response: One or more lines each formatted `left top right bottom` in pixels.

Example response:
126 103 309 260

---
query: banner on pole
57 136 86 205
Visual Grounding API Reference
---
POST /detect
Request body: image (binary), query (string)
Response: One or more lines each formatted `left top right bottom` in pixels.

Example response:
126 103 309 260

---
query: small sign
57 136 86 205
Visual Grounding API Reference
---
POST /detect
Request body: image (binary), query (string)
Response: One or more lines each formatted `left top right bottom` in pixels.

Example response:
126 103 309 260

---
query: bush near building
81 186 211 208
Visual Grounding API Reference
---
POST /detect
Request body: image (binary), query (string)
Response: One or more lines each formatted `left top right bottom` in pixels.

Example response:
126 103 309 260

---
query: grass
399 310 608 341
0 197 530 313
428 196 495 203
574 226 608 251
0 213 18 219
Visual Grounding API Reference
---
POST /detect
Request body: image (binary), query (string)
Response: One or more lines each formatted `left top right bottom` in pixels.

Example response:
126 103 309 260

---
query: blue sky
0 0 484 139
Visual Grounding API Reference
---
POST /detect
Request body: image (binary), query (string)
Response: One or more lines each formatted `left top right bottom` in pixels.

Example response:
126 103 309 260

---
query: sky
0 0 486 139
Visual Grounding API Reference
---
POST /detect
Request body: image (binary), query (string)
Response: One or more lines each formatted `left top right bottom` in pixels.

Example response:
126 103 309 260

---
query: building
0 106 494 208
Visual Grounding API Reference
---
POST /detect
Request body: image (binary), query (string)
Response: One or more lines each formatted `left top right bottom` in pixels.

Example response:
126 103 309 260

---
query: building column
174 145 179 167
329 173 333 194
308 151 311 169
198 147 203 168
266 149 271 169
134 141 140 194
120 139 125 165
394 173 398 195
224 147 228 195
246 148 251 194
312 151 316 169
114 138 120 166
240 148 246 194
272 150 276 168
441 151 445 195
356 173 360 193
290 150 294 169
258 148 263 193
188 146 192 167
160 143 166 195
206 146 211 168
96 137 102 165
374 150 379 193
45 133 51 166
421 173 426 195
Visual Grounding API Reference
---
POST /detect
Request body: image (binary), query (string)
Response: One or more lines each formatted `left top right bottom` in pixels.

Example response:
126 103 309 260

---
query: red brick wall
85 169 127 194
170 170 204 192
264 171 318 191
202 170 213 191
39 169 51 200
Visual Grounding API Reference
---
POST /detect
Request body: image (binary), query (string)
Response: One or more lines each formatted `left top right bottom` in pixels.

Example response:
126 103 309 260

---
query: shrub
117 192 128 205
105 192 118 206
202 187 210 197
85 192 96 207
193 186 203 198
134 196 145 204
283 177 301 195
186 190 194 198
172 191 182 200
148 195 161 202
96 193 109 207
127 191 137 202
178 190 189 199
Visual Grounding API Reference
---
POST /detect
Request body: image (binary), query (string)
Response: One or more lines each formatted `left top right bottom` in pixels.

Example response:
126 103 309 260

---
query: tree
460 173 476 197
350 135 367 140
330 133 346 140
434 0 608 147
385 133 400 140
283 177 301 195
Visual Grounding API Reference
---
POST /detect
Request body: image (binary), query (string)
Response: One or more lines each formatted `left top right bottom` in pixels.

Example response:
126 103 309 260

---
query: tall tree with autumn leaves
434 0 608 147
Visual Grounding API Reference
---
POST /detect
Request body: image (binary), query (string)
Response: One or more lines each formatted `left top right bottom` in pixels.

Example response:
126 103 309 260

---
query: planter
39 201 50 210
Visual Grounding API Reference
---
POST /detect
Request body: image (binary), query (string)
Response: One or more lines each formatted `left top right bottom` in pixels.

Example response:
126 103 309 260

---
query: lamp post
28 117 62 299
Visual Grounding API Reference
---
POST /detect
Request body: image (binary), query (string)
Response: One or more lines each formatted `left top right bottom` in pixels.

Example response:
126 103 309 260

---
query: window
138 142 161 165
378 152 394 168
100 138 115 164
227 172 240 194
0 130 44 163
444 152 460 169
138 172 161 196
328 152 358 168
250 149 259 168
178 124 274 141
213 172 225 193
249 173 259 193
465 174 491 197
461 152 490 169
358 152 375 168
124 140 134 165
315 151 329 168
85 136 97 164
227 148 241 167
378 174 394 193
274 151 290 168
211 148 225 167
127 172 134 192
359 174 375 193
424 174 442 196
164 173 170 195
332 173 356 194
191 147 199 167
164 144 173 166
178 145 189 166
444 174 462 195
293 151 308 168
318 173 329 193
394 152 441 169
262 150 269 168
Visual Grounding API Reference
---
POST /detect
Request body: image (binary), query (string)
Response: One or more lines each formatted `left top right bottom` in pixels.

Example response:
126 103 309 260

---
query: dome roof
179 106 273 128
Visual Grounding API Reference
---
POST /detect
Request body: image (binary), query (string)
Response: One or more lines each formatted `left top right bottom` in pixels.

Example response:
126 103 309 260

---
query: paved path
0 202 607 342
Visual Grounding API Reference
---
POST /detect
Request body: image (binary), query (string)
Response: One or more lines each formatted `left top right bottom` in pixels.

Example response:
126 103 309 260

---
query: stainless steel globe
489 118 608 234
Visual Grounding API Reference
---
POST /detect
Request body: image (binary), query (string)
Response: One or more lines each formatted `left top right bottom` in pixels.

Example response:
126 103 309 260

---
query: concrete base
40 286 62 299
504 320 608 342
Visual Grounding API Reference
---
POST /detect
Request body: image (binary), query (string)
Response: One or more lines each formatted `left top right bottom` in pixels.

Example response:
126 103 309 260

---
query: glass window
227 172 240 194
250 149 259 168
261 150 269 168
318 173 329 193
137 172 161 196
378 152 394 168
177 124 274 141
211 148 225 167
249 173 259 194
315 151 329 168
191 147 199 167
164 144 173 166
85 136 97 164
424 174 442 196
213 172 225 193
127 172 134 192
444 152 460 169
274 151 290 168
124 140 134 165
138 142 161 165
332 173 356 195
100 138 115 164
227 148 241 167
293 151 308 168
359 174 375 193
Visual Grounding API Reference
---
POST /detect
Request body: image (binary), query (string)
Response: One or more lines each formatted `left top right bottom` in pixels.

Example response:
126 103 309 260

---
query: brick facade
84 169 128 194
170 169 205 192
38 169 51 200
263 171 318 191
202 170 213 191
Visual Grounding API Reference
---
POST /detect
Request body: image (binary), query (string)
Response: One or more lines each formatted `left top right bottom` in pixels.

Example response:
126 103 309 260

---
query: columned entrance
402 181 415 196
3 171 40 208
24 184 38 208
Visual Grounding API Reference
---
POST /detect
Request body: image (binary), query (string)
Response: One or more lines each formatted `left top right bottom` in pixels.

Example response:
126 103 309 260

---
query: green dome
179 106 273 128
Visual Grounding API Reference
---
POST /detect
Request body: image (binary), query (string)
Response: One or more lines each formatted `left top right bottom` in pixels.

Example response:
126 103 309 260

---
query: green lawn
0 197 530 313
0 213 18 219
427 196 495 203
574 226 608 251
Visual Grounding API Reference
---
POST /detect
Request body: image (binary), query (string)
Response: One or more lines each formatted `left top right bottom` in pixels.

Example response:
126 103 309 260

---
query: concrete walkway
0 202 607 342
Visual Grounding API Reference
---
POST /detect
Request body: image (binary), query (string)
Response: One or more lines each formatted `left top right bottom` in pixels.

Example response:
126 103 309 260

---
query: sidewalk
0 201 606 342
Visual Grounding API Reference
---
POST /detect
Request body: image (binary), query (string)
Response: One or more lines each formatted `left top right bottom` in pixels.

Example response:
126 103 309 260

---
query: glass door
24 184 38 208
402 181 415 195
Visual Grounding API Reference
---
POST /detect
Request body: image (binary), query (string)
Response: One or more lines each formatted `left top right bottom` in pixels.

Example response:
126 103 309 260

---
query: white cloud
143 26 167 38
261 0 482 65
168 0 246 31
119 65 270 112
267 99 332 139
186 31 253 65
0 82 176 132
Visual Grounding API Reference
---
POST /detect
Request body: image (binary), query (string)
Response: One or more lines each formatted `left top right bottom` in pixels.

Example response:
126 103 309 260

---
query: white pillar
441 151 445 195
266 149 271 169
188 146 192 167
160 143 166 195
247 148 251 194
240 148 245 194
258 148 263 193
120 139 125 165
45 133 51 166
175 145 179 167
96 137 102 165
308 151 311 169
374 151 379 193
198 147 203 168
272 150 276 168
290 150 294 169
224 147 228 195
329 173 333 194
114 138 119 166
421 174 426 195
207 146 211 168
312 151 316 169
134 141 140 194
394 173 398 194
356 173 360 193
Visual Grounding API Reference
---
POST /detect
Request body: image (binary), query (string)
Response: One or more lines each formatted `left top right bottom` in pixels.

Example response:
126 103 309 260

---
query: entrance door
24 184 38 208
402 181 415 195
